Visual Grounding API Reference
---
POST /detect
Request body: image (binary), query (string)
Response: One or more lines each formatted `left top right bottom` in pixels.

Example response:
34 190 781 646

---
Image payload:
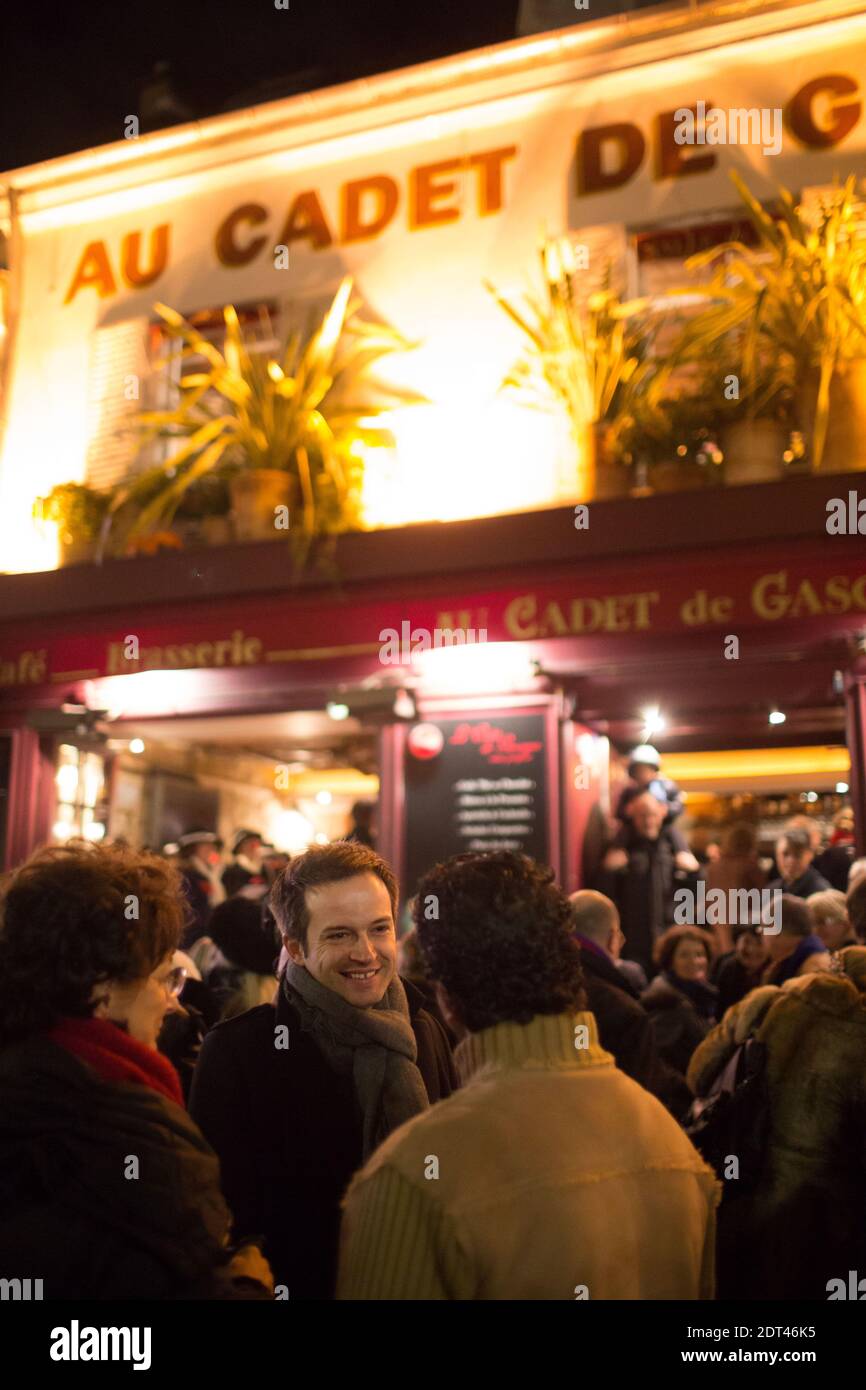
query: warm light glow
92 669 213 720
315 789 333 805
361 396 571 529
414 640 537 694
52 820 74 840
6 2 865 571
836 781 850 794
129 738 145 754
663 745 850 794
82 758 103 807
269 808 315 854
4 489 60 574
326 701 350 721
84 821 106 841
642 706 666 740
768 710 787 725
55 762 79 801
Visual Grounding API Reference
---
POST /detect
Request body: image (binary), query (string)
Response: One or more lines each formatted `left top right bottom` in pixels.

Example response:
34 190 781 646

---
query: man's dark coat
578 944 692 1120
189 975 457 1300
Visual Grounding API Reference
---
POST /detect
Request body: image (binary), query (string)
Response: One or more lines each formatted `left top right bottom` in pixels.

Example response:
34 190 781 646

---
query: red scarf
48 1016 184 1108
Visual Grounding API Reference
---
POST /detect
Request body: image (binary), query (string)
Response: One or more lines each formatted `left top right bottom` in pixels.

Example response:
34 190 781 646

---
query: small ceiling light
326 701 350 721
806 791 818 803
768 710 786 725
315 789 333 806
129 738 145 755
836 782 849 794
642 706 665 740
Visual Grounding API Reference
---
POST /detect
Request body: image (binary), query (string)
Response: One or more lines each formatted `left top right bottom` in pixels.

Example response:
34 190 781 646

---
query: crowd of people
0 766 864 1301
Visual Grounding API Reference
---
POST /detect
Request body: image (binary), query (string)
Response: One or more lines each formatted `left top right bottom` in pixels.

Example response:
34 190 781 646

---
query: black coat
189 976 458 1300
712 952 766 1015
179 865 216 948
597 830 688 976
813 845 855 892
578 945 692 1120
221 862 268 897
641 973 717 1078
0 1034 265 1299
766 866 831 899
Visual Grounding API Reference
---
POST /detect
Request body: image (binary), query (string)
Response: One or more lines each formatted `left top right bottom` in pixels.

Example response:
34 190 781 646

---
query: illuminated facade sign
1 2 866 569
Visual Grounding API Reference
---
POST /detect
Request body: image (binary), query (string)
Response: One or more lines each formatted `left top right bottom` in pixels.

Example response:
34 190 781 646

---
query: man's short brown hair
268 842 398 951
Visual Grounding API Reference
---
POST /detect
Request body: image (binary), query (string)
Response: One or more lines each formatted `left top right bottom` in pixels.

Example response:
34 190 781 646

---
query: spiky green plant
104 278 418 565
485 239 652 441
670 172 866 465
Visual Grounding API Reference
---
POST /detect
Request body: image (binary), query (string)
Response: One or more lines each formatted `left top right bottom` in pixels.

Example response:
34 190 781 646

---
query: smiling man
189 842 456 1300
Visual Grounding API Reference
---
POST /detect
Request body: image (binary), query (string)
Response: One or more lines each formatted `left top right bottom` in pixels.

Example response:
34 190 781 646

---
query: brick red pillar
844 672 866 858
4 727 55 869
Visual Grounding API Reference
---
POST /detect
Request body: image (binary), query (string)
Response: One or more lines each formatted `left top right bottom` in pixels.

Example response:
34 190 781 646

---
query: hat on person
628 744 661 771
178 830 223 853
231 828 268 856
209 897 279 975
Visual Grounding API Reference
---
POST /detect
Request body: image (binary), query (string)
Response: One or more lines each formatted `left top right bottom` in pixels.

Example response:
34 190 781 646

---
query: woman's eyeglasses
162 966 188 997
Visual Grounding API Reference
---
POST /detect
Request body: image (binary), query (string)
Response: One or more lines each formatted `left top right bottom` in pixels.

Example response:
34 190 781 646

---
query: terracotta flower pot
720 419 786 486
649 456 708 494
798 360 866 473
230 470 294 541
58 536 96 567
200 515 234 547
589 423 631 501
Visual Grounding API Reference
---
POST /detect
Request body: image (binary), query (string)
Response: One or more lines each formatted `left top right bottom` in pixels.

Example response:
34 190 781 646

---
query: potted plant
486 240 651 501
172 473 233 547
611 365 717 495
33 482 112 565
673 172 866 473
673 344 794 486
105 278 415 566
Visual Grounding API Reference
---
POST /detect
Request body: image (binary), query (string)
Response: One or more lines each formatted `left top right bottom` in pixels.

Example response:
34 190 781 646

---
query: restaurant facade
1 0 865 887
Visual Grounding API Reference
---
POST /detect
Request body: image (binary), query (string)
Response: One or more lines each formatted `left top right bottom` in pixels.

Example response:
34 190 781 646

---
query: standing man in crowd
598 791 695 977
763 895 831 985
569 889 691 1118
767 827 831 900
344 800 376 849
338 850 719 1300
190 842 456 1299
177 830 225 948
221 829 269 898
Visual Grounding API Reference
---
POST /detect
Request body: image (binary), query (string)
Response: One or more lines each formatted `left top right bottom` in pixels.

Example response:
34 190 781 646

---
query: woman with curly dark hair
0 841 272 1300
338 850 719 1301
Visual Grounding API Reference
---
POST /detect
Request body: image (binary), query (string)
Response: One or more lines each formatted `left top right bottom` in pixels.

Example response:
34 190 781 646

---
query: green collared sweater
337 1011 719 1300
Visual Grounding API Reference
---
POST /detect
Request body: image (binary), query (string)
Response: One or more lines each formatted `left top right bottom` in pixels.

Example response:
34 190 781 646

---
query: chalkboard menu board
404 711 550 895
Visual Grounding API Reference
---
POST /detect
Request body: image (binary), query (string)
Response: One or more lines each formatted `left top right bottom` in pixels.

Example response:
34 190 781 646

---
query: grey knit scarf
283 962 429 1159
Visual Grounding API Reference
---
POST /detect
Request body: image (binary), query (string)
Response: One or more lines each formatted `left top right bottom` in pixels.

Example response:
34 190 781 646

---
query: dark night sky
1 0 524 171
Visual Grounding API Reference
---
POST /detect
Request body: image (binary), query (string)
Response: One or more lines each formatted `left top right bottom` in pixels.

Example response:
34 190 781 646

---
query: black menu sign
404 712 550 895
